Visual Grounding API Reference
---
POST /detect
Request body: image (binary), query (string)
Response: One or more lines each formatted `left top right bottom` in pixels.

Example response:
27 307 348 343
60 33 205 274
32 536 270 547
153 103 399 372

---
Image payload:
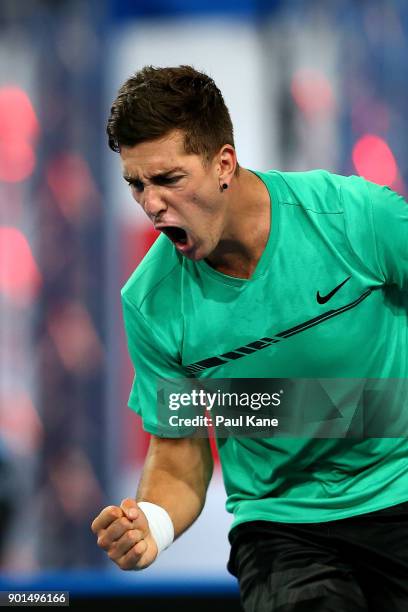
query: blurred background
0 0 407 609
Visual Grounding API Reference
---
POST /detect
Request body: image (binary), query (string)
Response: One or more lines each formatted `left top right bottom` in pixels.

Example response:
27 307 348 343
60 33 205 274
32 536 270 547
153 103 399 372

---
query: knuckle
122 563 133 572
125 531 137 545
134 540 147 556
131 528 142 539
119 517 129 529
107 505 121 519
126 547 139 566
117 558 131 571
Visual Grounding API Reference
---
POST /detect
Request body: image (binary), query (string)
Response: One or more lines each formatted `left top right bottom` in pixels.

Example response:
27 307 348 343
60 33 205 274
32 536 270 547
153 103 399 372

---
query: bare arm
91 434 213 570
137 434 213 537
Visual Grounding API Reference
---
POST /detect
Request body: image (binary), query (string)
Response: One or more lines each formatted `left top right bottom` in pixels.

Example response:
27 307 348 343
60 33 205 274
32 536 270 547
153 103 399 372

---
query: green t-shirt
121 169 408 528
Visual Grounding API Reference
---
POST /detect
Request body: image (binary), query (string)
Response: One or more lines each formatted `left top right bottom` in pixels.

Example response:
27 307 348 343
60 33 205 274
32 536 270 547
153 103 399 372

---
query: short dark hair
107 65 236 162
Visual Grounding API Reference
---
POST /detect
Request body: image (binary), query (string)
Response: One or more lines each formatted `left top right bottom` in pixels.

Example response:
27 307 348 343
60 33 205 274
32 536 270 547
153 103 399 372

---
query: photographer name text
168 414 279 427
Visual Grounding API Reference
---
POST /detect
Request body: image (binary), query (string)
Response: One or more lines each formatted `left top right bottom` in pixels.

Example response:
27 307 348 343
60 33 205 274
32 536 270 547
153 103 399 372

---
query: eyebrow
123 167 185 183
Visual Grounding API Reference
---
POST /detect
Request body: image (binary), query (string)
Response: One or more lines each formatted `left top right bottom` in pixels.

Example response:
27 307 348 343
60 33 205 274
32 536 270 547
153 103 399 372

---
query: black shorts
228 501 408 612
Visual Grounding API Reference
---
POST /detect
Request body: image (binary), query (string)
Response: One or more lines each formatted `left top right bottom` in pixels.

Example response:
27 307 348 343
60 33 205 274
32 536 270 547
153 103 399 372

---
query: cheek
190 188 220 215
190 193 208 210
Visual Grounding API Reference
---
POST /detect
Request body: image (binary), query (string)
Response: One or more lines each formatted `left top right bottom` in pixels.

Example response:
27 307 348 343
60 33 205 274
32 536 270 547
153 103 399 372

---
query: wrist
137 501 174 554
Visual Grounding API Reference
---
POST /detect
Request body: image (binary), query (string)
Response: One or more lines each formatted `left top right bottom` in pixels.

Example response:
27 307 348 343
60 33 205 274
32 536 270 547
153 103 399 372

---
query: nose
142 185 167 220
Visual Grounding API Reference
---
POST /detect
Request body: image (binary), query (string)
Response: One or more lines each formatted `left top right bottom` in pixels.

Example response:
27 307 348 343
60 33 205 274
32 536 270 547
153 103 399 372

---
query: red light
291 68 335 117
0 140 35 183
0 391 43 455
0 86 39 141
0 86 39 183
0 226 42 305
352 134 398 186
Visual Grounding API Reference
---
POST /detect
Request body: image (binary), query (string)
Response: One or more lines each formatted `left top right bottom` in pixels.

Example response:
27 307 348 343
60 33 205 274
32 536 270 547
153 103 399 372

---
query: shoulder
268 169 370 214
121 233 183 313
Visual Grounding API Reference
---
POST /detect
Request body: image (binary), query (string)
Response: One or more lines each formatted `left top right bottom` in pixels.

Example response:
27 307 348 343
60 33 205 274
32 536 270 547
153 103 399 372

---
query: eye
126 179 144 192
156 175 182 186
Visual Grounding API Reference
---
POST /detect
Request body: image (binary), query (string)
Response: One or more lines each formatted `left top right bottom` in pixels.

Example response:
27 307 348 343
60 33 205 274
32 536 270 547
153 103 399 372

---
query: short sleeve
367 182 408 290
122 295 195 438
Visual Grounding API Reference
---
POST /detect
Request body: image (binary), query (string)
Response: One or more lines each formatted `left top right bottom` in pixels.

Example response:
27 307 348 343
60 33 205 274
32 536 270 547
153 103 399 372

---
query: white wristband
137 501 174 555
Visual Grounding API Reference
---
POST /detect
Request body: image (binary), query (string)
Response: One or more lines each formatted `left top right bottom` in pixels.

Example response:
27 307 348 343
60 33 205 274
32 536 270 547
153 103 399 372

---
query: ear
217 144 237 188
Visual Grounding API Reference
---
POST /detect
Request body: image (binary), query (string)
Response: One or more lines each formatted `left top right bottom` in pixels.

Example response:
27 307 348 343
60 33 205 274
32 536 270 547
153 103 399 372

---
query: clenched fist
91 498 158 570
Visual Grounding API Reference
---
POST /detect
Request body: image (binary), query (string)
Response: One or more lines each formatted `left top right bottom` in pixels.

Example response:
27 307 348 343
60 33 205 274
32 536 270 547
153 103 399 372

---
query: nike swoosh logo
316 276 351 305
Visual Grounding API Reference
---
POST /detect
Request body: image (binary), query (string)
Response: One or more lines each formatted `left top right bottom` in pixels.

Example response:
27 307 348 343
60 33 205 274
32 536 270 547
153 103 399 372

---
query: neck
205 168 271 279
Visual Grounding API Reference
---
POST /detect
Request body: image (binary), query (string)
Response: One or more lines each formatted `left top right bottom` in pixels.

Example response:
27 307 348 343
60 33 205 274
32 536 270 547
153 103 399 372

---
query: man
91 65 408 611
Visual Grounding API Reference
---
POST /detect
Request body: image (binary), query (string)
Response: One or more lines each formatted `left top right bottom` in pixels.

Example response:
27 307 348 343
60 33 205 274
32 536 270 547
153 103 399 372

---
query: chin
178 236 216 261
183 243 211 261
183 249 205 262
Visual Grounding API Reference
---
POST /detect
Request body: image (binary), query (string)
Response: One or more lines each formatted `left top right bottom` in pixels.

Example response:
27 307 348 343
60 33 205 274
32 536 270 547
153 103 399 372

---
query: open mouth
160 226 188 246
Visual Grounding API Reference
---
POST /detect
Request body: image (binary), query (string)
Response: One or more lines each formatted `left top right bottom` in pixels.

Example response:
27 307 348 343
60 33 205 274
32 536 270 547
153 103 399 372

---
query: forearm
136 436 213 538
